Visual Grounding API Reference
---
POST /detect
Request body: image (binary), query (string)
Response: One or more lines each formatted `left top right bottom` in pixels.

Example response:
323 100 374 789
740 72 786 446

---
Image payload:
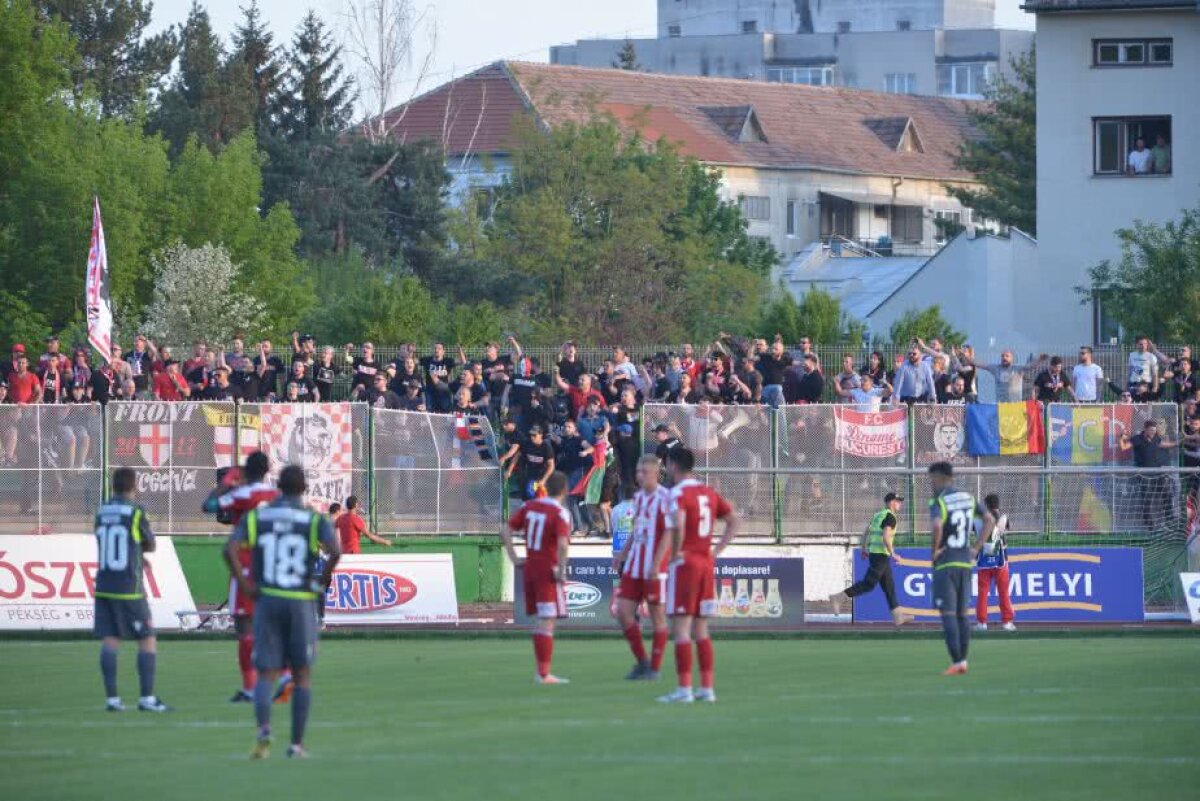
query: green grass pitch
1 635 1197 801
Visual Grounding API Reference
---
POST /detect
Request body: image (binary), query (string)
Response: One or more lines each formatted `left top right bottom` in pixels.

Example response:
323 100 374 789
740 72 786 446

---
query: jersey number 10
96 524 129 571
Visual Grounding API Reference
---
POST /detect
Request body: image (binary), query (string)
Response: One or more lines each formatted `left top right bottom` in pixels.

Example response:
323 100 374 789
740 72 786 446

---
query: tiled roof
370 61 980 181
862 117 913 151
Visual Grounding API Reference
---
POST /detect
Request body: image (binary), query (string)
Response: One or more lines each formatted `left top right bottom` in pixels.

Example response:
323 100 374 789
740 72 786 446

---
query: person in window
1152 134 1171 175
1126 137 1153 175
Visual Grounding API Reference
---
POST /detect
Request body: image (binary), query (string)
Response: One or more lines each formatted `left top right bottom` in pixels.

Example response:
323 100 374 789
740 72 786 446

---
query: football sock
136 651 156 698
941 614 962 663
696 639 714 690
291 687 311 747
100 644 118 698
674 642 693 689
650 629 669 671
957 615 972 662
254 677 273 730
238 636 257 692
623 625 647 663
532 633 554 678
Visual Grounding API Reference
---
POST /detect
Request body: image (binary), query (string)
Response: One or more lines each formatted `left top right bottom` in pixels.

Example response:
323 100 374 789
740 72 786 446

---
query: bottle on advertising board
749 579 767 617
766 579 783 618
718 580 736 617
734 579 751 617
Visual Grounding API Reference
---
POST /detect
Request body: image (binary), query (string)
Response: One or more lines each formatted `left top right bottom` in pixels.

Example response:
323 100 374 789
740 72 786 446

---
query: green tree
946 49 1036 235
612 39 641 71
0 291 54 353
140 243 266 345
275 11 356 142
760 287 861 345
230 0 281 133
484 115 775 343
1082 203 1200 341
152 1 256 155
41 0 178 118
887 306 966 346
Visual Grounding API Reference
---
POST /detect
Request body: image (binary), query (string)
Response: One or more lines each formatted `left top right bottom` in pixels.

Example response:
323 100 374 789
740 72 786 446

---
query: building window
874 204 889 220
837 21 851 34
1093 117 1172 175
933 210 962 246
766 66 835 85
1093 38 1172 67
786 200 797 235
884 73 917 94
740 196 771 221
891 206 923 243
667 25 681 38
896 20 911 31
936 62 995 98
742 20 757 33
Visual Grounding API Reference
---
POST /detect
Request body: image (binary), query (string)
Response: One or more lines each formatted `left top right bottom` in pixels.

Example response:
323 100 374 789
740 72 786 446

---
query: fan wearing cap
831 492 911 626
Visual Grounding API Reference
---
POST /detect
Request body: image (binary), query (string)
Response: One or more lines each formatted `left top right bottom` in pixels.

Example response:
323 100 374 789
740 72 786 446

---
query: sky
149 0 1034 110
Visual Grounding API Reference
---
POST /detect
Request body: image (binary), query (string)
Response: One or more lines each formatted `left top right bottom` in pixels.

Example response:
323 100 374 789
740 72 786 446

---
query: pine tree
42 0 178 118
230 0 281 133
946 49 1036 235
612 39 641 71
275 11 356 141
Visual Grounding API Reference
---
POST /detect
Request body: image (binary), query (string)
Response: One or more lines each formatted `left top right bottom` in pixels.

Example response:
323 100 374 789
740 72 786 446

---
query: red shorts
666 554 716 618
228 575 254 618
523 561 567 619
618 573 667 605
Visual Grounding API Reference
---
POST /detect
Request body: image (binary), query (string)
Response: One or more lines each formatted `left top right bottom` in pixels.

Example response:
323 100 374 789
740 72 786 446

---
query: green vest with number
867 508 892 555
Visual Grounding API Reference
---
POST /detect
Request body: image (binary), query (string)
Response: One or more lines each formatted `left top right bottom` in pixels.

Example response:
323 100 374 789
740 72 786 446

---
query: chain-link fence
372 409 502 535
0 404 103 534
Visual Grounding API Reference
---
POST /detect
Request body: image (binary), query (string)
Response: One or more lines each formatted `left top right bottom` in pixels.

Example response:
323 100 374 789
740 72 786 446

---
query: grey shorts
932 568 971 617
94 597 154 640
253 595 319 671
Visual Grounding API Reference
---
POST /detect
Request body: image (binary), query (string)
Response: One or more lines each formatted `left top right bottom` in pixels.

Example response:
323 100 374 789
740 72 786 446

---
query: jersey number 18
260 531 308 589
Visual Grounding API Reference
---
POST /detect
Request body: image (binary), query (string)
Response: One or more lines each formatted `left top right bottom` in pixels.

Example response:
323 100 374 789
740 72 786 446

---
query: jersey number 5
697 496 713 539
525 511 547 551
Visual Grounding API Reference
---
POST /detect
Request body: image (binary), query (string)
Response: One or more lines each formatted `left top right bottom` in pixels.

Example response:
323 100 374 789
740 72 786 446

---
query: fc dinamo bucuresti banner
515 551 804 628
852 548 1145 622
106 402 357 530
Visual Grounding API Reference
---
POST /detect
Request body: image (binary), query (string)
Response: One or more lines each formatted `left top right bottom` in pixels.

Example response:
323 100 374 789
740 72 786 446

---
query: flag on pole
85 196 113 364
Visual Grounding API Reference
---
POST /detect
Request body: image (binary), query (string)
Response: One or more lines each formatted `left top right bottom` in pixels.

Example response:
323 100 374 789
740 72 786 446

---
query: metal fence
1 401 1194 543
372 409 502 535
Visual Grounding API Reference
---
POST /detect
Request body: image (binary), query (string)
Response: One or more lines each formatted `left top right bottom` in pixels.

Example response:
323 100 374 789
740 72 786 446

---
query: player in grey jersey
927 462 994 676
94 467 169 712
226 465 339 759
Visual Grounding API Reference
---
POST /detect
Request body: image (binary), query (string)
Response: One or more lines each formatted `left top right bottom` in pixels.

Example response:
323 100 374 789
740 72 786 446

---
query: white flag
85 196 113 364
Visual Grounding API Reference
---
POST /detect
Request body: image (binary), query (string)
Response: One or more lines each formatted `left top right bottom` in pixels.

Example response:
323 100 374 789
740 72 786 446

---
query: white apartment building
551 0 1034 100
1025 0 1199 344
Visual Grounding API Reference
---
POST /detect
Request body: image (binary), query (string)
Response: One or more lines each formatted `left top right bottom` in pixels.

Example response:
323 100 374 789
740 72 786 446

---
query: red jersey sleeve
507 504 527 532
713 490 733 520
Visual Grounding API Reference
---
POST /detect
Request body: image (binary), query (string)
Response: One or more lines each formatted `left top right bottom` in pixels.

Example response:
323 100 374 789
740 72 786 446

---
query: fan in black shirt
349 342 382 398
202 368 243 401
364 374 401 409
420 343 458 413
284 362 318 402
313 347 340 401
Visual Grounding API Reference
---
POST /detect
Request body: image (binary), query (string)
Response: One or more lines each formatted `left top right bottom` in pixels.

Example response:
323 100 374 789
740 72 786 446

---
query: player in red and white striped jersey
612 455 671 681
502 472 573 684
205 452 281 703
658 447 739 704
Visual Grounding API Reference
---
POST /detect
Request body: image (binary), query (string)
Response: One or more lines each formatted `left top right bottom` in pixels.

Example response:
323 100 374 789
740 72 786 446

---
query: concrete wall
716 166 970 257
868 231 1040 361
835 29 937 91
657 0 996 36
1035 11 1200 345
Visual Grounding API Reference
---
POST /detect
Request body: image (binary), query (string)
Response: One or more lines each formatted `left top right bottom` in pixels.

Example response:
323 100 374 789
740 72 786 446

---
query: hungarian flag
85 197 114 364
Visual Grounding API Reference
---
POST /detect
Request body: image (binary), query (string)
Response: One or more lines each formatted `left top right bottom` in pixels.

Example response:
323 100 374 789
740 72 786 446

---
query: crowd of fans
0 330 1197 535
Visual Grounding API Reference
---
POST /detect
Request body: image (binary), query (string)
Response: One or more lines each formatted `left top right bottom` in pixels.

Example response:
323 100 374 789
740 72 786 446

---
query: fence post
368 406 377 535
906 406 917 543
1042 402 1052 538
101 402 110 503
771 407 782 544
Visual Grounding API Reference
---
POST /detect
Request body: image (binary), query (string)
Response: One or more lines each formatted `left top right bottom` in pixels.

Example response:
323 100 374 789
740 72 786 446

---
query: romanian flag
965 401 1045 456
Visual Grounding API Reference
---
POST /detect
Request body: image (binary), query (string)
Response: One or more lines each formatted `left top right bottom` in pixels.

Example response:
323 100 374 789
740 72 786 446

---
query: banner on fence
833 407 907 458
851 547 1144 622
515 552 804 627
0 534 195 630
324 553 458 625
258 403 354 512
1181 573 1200 624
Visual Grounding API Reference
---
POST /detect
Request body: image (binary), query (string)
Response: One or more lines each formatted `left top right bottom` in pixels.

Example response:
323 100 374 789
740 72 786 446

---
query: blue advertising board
515 557 805 628
851 548 1144 623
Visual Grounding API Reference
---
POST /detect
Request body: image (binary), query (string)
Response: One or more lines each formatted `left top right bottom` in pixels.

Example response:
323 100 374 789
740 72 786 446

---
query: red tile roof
370 61 980 182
